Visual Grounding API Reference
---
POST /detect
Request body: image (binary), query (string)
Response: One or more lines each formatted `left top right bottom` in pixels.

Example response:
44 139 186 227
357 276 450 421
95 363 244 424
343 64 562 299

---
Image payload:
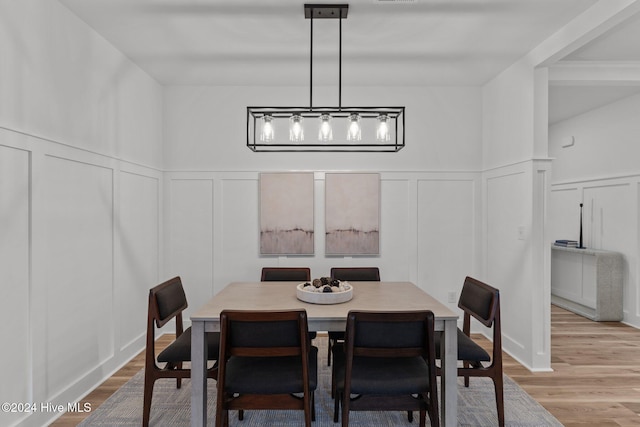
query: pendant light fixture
247 4 405 152
347 113 361 141
260 115 274 142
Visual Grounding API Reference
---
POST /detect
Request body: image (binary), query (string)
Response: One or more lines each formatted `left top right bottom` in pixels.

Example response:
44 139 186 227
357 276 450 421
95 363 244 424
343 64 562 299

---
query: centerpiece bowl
296 280 353 304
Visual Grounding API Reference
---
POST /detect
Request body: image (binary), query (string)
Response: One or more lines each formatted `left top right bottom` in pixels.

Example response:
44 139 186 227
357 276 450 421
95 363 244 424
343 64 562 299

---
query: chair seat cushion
157 327 220 363
332 346 430 395
224 346 318 394
434 329 491 362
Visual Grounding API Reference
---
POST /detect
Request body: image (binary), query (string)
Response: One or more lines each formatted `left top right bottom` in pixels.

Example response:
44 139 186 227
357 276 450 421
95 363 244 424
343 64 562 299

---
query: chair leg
142 373 155 427
328 337 333 366
334 391 340 422
176 362 182 389
428 405 439 427
463 361 470 387
312 391 316 421
427 390 440 427
304 391 313 427
493 374 505 427
238 409 244 420
215 392 227 427
331 363 336 399
419 409 426 427
408 410 413 422
341 392 350 427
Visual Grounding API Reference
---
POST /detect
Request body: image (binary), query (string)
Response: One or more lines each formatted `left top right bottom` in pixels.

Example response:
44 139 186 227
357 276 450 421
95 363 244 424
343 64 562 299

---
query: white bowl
296 282 353 305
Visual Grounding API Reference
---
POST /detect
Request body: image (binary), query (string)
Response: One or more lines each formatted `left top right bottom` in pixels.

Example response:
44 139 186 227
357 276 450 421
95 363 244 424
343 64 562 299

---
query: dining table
190 281 459 427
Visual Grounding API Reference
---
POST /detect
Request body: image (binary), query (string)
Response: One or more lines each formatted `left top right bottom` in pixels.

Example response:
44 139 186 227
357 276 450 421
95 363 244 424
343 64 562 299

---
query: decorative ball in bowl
296 277 353 304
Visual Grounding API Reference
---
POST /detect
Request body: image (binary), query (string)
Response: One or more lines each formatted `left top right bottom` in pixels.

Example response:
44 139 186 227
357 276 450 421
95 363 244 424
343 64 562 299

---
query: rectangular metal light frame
247 106 405 152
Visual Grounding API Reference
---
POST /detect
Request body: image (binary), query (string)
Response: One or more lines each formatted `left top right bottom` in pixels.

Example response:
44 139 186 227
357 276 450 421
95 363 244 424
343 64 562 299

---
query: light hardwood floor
52 305 640 426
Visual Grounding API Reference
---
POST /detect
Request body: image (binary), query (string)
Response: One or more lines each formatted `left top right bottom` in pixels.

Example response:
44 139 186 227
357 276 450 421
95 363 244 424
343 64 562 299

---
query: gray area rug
80 340 562 427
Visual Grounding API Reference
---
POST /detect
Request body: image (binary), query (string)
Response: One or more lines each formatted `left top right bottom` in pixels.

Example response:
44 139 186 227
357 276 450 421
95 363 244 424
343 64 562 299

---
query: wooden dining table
190 281 459 427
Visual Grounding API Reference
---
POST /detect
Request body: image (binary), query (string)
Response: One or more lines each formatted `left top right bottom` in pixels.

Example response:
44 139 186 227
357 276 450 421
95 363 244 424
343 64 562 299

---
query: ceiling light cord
310 11 313 111
339 12 342 111
246 4 405 152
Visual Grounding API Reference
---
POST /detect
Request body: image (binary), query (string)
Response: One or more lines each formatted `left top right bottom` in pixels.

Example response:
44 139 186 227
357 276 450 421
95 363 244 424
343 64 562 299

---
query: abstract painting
260 173 314 255
325 173 379 255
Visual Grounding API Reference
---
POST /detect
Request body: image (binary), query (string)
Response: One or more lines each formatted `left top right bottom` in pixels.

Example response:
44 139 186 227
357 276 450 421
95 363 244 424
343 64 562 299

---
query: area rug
79 342 562 426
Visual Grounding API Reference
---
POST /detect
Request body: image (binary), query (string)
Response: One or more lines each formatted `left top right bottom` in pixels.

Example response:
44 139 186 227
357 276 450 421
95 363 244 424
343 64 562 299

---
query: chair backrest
146 276 189 373
261 267 311 282
330 267 380 282
458 276 499 328
345 310 435 359
148 276 188 328
219 309 310 358
458 276 501 361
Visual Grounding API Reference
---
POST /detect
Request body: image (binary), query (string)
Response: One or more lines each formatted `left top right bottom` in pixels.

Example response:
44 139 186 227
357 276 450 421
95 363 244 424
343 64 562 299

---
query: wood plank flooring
51 305 640 426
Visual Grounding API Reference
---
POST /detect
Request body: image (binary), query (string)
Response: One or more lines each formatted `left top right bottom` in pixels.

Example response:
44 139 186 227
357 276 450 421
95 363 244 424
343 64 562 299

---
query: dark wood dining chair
332 310 440 427
143 276 220 427
261 267 311 282
326 267 380 366
436 276 504 427
215 309 318 427
330 267 380 282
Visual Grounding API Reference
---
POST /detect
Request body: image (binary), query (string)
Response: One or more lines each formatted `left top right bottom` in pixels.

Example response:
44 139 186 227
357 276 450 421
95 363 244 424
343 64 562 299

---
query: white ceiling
58 0 640 123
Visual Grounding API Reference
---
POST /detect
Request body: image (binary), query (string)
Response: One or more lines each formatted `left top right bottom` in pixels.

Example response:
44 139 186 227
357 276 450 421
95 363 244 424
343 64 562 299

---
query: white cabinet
551 245 623 321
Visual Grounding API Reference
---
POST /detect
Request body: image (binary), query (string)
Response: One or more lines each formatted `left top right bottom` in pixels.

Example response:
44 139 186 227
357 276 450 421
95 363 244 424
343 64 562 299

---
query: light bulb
376 114 390 142
347 113 361 141
318 114 333 141
260 115 274 142
289 115 304 142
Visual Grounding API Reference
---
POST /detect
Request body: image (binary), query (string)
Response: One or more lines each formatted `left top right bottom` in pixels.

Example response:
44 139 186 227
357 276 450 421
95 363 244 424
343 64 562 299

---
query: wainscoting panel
41 155 115 397
0 143 31 427
117 170 160 350
417 178 476 306
584 183 635 319
486 170 529 359
218 178 260 289
167 178 214 320
378 179 411 281
583 184 633 252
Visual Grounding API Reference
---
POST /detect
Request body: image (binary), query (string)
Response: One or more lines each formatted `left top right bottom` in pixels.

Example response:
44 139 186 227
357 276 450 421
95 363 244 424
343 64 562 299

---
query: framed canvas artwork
325 173 380 255
260 172 314 255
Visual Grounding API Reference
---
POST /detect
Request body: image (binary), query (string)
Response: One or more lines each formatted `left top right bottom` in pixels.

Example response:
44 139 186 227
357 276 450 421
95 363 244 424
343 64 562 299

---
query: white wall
482 59 553 371
0 1 163 426
162 170 482 320
549 92 640 328
163 85 482 172
475 0 640 371
6 2 635 425
162 85 484 321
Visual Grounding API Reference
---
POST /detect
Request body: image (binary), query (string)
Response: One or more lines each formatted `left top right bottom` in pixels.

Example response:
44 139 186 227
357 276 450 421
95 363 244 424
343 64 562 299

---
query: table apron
198 318 448 333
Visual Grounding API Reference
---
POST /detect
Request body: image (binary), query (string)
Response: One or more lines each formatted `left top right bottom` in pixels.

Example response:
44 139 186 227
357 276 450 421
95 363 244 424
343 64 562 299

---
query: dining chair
332 310 440 427
261 267 311 282
330 267 380 282
143 276 220 427
215 309 318 427
435 276 504 427
326 267 380 366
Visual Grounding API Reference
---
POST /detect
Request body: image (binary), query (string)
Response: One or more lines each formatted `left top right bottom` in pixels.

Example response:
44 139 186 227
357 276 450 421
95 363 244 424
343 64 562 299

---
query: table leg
441 319 458 427
191 320 208 427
